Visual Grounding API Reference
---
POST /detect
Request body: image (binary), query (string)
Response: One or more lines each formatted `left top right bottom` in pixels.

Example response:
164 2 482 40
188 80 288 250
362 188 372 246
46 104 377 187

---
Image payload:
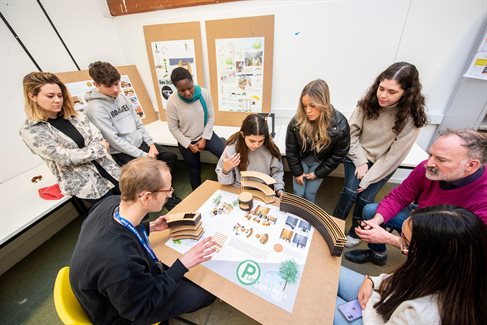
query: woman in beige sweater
333 62 427 247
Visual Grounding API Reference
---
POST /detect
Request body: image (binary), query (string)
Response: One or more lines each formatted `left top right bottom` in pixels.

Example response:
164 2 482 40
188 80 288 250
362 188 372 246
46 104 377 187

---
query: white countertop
0 164 71 245
145 120 427 168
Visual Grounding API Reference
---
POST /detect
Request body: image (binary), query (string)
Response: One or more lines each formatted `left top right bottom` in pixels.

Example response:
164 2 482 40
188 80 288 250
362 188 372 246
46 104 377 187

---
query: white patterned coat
19 112 120 199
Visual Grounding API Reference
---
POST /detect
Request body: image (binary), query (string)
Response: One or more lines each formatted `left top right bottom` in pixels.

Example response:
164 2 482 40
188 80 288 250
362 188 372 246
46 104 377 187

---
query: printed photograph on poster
166 190 314 312
151 40 198 107
215 37 265 112
66 75 145 118
66 80 96 111
464 29 487 81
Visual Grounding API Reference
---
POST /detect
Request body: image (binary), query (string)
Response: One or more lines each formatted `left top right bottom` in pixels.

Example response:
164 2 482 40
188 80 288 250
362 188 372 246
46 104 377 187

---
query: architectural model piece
241 180 275 196
279 192 346 256
239 191 253 211
166 212 201 227
240 171 277 185
242 189 275 204
167 212 204 241
240 171 276 203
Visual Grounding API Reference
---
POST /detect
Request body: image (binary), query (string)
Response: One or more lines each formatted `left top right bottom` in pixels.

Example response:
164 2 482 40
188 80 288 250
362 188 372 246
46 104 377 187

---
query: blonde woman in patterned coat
20 72 120 203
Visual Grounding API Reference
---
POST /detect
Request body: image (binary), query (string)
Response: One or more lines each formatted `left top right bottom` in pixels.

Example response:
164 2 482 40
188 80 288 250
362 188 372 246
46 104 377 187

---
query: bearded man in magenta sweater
345 129 487 266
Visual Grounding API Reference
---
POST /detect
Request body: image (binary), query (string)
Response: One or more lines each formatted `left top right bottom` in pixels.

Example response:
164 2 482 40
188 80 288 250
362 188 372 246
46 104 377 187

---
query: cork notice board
143 22 205 121
55 65 157 124
206 15 274 126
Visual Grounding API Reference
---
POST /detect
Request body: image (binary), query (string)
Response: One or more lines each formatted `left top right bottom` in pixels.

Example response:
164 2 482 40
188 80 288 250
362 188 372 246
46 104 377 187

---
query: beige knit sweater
347 106 420 189
166 87 215 149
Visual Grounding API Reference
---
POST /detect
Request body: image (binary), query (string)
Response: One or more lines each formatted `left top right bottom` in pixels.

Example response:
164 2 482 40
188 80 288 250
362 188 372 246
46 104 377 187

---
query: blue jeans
178 132 224 190
334 267 364 325
361 202 417 253
292 154 324 203
334 159 394 238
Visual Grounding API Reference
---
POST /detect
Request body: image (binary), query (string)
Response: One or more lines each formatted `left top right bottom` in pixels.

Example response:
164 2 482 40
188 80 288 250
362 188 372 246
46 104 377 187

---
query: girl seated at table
215 114 285 196
334 205 487 325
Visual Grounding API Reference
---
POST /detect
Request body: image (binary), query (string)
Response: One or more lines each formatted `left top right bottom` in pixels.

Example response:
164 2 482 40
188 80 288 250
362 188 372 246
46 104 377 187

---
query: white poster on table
166 190 314 312
215 37 265 112
151 40 198 107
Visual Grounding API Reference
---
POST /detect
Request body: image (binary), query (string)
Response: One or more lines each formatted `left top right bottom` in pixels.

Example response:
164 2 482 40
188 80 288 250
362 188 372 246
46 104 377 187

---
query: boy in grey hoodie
85 61 181 210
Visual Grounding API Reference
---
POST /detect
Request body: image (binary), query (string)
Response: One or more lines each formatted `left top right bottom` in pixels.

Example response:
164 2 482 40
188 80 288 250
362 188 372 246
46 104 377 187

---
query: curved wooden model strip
242 188 275 204
280 193 346 256
241 171 277 185
241 179 275 196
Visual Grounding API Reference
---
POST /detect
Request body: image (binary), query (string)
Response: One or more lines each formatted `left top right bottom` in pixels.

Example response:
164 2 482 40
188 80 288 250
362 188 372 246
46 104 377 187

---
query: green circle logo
236 260 260 285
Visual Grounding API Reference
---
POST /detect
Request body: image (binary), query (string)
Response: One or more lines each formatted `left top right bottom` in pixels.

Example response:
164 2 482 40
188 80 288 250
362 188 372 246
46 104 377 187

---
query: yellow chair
53 266 92 325
53 266 163 325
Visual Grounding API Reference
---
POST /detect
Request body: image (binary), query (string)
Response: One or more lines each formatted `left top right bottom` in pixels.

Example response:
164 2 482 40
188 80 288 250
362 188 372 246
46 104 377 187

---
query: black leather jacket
285 109 350 178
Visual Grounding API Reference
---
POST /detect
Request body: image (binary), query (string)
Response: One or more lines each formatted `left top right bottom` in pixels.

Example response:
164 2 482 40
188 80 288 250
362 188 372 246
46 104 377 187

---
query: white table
0 164 74 245
145 120 428 169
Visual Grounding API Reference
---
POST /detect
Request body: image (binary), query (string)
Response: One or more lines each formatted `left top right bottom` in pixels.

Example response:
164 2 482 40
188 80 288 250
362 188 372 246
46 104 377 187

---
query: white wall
1 0 486 182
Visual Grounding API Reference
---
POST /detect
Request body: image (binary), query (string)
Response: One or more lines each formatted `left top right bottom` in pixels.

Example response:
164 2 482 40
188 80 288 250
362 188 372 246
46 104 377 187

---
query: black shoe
165 196 180 211
345 249 387 266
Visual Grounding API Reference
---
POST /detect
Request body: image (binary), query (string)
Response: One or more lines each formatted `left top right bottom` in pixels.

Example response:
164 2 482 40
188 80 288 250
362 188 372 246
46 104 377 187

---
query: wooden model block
169 220 202 234
166 212 201 228
242 189 275 204
171 227 204 241
241 180 275 196
239 191 253 211
240 171 277 185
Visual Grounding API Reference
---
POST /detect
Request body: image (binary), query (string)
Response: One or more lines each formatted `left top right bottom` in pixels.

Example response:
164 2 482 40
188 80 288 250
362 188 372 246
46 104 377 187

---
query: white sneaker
345 235 361 248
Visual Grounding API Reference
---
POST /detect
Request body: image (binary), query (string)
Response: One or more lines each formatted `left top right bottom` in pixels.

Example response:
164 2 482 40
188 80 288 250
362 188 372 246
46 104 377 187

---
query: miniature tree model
279 259 299 291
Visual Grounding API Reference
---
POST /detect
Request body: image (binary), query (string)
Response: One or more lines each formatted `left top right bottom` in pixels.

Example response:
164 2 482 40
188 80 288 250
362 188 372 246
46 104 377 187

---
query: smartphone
356 219 372 230
338 299 363 322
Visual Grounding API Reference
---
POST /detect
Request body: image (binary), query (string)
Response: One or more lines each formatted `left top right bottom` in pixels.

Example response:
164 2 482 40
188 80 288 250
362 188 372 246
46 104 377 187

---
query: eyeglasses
400 233 410 256
152 187 174 194
138 187 174 198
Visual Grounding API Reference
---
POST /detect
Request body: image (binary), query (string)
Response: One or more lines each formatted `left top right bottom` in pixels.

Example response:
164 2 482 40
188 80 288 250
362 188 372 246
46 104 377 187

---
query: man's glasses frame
138 187 174 198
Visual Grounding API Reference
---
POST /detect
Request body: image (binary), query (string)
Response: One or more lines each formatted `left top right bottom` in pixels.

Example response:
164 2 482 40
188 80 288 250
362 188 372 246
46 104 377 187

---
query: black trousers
111 142 177 171
134 278 215 324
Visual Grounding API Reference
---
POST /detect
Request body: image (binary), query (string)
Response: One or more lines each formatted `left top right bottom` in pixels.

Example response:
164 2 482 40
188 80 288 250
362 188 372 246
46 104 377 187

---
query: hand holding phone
338 299 363 321
357 219 372 230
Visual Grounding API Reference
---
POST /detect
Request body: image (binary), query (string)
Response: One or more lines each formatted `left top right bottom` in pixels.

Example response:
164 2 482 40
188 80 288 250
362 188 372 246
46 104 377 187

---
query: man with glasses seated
345 129 487 266
70 157 216 324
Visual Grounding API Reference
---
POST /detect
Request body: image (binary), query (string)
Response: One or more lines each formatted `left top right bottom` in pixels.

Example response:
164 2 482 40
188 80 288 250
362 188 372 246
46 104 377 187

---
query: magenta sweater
377 162 487 224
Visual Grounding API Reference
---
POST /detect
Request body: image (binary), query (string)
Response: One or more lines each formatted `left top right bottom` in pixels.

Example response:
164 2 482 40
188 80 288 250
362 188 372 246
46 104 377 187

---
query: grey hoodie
84 90 153 157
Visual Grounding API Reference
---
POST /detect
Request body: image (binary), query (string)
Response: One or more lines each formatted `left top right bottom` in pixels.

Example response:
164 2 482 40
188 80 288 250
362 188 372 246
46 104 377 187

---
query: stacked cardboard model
240 171 277 204
240 170 345 256
280 192 346 256
166 212 204 240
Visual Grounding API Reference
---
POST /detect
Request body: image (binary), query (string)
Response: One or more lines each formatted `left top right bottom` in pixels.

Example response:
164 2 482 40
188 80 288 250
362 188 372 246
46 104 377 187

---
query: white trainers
345 235 361 248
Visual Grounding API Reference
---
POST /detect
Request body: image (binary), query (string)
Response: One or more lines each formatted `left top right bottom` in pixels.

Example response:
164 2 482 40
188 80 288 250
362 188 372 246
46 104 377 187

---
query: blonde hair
120 157 170 202
23 72 76 121
295 79 333 152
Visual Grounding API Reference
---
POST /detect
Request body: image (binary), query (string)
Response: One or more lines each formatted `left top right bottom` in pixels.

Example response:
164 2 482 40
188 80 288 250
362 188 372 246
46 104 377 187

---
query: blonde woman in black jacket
286 79 350 203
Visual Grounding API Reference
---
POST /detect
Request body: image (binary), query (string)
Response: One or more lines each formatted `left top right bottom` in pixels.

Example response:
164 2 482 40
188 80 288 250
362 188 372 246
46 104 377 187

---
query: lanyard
114 208 161 268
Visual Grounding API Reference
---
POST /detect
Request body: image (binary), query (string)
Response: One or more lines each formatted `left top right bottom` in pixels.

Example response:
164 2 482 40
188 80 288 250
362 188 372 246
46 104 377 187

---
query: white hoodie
84 90 153 157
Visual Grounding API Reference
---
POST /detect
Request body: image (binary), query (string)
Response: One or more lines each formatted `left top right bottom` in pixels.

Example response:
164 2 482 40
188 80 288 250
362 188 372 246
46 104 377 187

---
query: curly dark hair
88 61 120 86
170 67 193 85
358 62 428 134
